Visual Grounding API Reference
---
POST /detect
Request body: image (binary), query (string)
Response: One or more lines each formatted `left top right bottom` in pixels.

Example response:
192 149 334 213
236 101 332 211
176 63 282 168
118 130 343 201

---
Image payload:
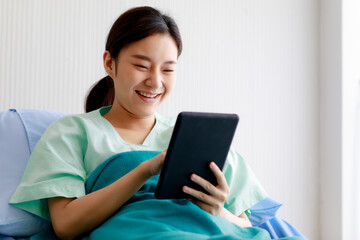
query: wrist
219 208 233 221
219 208 252 228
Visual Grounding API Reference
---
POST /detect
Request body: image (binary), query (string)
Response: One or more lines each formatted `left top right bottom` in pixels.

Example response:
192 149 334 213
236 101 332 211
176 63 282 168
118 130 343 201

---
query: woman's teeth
137 91 158 98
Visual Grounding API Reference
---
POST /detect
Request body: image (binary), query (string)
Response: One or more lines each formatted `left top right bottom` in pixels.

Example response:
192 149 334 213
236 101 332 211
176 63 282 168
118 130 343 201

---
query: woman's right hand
48 149 167 239
141 150 167 178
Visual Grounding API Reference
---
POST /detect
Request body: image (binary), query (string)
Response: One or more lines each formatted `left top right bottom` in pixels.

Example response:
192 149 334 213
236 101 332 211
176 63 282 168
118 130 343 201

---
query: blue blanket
83 151 301 240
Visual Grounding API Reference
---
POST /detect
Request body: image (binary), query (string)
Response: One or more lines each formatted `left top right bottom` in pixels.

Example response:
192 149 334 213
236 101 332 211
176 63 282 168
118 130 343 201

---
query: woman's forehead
120 34 178 61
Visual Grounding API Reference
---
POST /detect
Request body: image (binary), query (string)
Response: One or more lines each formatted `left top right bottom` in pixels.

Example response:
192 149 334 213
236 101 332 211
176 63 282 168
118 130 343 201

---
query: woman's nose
146 69 162 88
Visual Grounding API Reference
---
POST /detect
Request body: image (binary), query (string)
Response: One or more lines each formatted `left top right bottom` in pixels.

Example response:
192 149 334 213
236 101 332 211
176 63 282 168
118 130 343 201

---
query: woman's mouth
135 90 162 103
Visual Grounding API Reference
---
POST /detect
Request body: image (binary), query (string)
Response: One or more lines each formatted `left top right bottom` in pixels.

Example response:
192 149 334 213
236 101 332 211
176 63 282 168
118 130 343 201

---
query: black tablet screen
155 112 239 199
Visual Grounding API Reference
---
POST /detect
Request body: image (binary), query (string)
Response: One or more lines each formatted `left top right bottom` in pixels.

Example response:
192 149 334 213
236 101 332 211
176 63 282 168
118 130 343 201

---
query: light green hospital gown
10 106 267 221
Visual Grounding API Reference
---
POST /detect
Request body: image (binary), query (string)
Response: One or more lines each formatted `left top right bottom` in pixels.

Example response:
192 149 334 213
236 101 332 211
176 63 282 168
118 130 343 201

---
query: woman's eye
135 64 148 70
163 69 174 73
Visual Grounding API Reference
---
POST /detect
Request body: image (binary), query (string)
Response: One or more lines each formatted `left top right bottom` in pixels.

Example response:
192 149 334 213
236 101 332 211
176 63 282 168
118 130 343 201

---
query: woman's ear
103 51 115 78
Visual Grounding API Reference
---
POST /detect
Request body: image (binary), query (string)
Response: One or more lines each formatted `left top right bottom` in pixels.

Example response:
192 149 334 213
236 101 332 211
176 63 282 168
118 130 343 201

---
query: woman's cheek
165 75 176 89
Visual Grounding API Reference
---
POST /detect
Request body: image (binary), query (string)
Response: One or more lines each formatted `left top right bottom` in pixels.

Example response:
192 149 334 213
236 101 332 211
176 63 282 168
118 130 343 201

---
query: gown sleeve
223 148 268 216
9 115 87 221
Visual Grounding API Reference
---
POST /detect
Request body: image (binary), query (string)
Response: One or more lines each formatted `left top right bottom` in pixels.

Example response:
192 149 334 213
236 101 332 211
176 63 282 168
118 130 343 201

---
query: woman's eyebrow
131 54 177 64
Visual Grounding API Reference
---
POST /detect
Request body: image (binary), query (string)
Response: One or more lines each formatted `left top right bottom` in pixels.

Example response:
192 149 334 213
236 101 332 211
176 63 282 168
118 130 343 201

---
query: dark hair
85 6 182 113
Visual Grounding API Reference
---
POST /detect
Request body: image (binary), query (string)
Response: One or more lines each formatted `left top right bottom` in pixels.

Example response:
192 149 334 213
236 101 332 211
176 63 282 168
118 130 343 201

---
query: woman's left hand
182 162 230 217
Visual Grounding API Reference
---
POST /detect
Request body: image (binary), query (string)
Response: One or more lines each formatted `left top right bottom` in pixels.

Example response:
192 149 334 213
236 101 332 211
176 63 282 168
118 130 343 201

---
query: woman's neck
102 104 155 132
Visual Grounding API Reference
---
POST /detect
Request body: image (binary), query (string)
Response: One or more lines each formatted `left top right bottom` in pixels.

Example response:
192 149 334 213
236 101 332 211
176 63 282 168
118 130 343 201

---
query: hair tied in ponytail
85 76 114 113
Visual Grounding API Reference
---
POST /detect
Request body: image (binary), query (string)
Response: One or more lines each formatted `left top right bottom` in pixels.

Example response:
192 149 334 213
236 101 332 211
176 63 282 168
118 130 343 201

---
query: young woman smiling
10 6 271 240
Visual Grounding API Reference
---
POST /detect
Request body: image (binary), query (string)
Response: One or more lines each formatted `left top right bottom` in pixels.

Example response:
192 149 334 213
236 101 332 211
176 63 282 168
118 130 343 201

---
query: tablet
155 111 239 199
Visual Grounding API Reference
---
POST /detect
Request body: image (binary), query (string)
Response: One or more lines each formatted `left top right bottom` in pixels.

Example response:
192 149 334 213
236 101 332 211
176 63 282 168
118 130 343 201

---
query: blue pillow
258 216 309 240
0 109 67 237
14 109 68 152
249 197 283 227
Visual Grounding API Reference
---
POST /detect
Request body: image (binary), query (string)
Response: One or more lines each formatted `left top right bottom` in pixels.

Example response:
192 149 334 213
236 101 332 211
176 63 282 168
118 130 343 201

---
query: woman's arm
221 210 252 227
182 162 252 228
48 151 166 240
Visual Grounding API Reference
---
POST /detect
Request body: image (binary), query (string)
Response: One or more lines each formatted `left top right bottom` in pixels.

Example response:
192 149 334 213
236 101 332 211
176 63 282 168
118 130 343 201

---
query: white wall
319 0 360 239
0 0 319 239
319 0 342 239
342 0 360 239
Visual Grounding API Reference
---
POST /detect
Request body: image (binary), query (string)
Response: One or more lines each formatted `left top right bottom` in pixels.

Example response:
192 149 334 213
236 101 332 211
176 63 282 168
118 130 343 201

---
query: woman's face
105 33 178 118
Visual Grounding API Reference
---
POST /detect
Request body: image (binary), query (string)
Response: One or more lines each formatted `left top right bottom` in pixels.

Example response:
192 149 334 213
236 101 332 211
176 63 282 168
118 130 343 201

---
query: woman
10 6 275 240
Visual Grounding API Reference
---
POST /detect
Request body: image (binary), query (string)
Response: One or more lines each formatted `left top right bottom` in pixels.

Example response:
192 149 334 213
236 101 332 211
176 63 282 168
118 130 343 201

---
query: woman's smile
135 90 162 103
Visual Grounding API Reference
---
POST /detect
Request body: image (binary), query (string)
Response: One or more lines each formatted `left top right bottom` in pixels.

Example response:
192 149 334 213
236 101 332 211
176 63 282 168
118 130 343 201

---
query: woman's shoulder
38 108 104 143
48 108 102 128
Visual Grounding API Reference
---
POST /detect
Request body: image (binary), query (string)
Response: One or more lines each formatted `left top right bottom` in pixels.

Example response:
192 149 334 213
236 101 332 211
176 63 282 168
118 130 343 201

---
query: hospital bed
0 109 308 240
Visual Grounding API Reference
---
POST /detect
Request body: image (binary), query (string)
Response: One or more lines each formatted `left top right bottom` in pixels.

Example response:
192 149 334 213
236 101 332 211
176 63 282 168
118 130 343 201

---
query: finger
156 150 167 163
190 174 223 199
150 151 167 175
182 185 218 206
209 162 229 191
160 150 167 158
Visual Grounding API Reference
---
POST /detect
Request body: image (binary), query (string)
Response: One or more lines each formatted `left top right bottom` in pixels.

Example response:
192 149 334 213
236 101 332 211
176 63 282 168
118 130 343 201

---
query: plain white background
1 0 358 239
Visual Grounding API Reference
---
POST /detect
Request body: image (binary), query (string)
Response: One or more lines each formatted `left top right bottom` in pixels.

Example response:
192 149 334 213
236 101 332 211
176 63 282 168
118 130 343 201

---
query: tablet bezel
155 111 239 199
